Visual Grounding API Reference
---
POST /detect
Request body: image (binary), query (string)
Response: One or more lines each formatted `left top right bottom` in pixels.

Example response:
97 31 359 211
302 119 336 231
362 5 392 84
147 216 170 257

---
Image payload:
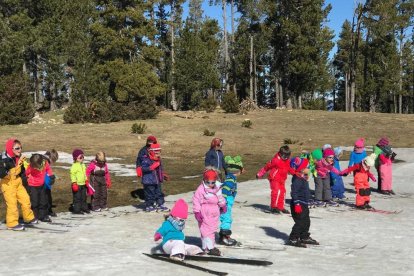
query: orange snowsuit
345 163 376 207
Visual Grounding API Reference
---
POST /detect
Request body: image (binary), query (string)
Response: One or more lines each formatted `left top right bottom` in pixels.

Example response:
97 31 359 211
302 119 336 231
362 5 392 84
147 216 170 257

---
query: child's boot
286 238 307 248
301 236 319 245
207 247 222 256
170 254 185 261
219 229 239 246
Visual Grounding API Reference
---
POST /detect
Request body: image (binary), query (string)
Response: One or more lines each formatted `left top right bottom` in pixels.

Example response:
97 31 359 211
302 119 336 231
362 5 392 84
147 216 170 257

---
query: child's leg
28 186 40 219
184 244 203 256
322 177 332 201
162 240 186 256
73 188 82 213
39 186 49 220
1 181 20 228
314 177 323 201
101 182 108 209
16 181 35 223
155 184 165 207
289 204 303 240
220 196 234 230
143 185 156 207
80 186 88 212
269 180 278 209
91 178 99 210
299 206 311 240
45 188 54 214
275 181 286 210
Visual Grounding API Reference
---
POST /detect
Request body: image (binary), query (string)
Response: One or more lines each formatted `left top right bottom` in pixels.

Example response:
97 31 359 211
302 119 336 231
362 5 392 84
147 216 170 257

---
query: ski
25 224 69 233
351 207 402 215
143 253 228 276
150 253 273 266
216 244 286 252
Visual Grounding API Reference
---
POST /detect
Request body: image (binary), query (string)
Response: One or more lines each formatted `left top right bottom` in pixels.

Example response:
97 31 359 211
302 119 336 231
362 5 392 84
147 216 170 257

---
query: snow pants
199 208 220 250
269 179 286 210
1 177 35 228
220 196 234 230
28 185 49 220
289 203 310 240
330 173 345 199
314 176 332 201
91 174 108 210
380 163 393 191
162 240 203 256
355 172 370 207
144 184 164 208
73 185 88 213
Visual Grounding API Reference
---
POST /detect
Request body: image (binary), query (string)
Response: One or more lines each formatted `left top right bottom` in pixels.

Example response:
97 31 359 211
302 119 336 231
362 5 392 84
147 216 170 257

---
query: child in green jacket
70 149 90 214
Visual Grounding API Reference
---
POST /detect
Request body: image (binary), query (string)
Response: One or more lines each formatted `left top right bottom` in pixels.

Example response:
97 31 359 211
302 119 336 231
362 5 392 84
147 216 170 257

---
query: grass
1 108 414 219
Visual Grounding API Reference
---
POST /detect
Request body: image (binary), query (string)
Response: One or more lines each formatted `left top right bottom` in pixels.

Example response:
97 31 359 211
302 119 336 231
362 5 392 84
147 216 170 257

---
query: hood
5 138 17 157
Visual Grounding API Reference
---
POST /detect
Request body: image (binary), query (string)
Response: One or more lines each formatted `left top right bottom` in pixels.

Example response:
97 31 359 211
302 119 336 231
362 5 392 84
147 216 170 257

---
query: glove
256 168 266 179
294 204 302 214
71 183 79 193
194 212 203 223
106 181 112 189
220 205 227 214
149 162 160 171
136 167 143 177
163 173 170 181
154 232 162 242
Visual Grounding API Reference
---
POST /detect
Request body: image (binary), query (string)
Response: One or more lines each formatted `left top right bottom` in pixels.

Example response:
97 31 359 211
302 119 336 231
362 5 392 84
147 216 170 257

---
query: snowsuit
257 153 295 210
70 162 88 213
192 182 226 250
141 154 165 208
0 139 35 228
86 160 111 210
220 173 237 231
26 161 54 220
330 157 345 199
344 163 376 207
205 148 227 176
314 158 341 201
156 216 203 256
135 145 149 177
373 145 384 191
289 175 311 241
379 154 393 192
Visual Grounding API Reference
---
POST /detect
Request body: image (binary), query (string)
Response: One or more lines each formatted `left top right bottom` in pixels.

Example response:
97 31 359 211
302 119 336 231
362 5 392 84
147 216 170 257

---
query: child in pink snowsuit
379 145 395 195
192 168 227 256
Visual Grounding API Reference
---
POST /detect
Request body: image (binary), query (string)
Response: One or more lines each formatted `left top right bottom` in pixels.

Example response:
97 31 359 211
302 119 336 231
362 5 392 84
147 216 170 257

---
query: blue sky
183 0 357 57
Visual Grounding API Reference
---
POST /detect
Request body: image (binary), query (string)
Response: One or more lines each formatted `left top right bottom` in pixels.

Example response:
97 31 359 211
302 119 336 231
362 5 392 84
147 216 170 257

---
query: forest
1 0 414 125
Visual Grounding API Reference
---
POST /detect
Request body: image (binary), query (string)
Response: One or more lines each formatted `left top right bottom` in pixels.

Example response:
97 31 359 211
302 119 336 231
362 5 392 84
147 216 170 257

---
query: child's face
204 179 216 187
12 143 22 157
325 155 334 164
77 155 84 163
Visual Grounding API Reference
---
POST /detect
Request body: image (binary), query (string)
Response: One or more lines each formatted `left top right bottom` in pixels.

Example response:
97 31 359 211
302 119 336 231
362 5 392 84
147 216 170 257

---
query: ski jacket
135 145 149 168
257 153 295 182
315 158 341 179
192 182 226 220
141 155 163 185
0 139 28 186
290 175 311 205
26 161 53 187
70 162 87 185
348 150 367 168
155 217 185 246
221 173 237 198
205 148 227 173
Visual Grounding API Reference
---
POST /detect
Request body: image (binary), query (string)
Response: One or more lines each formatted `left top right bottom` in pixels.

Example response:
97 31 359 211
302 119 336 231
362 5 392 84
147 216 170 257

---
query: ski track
1 149 414 275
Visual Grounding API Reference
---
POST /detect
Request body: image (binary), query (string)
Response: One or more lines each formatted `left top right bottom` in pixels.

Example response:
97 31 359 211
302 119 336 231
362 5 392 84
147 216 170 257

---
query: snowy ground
1 148 413 276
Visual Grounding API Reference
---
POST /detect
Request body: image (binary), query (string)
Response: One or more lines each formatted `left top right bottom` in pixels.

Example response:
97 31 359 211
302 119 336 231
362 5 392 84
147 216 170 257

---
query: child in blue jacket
154 199 203 260
219 155 244 246
331 147 346 200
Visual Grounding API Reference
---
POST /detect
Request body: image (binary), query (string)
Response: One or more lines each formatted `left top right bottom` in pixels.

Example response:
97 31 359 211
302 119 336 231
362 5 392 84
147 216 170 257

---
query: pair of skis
143 253 272 275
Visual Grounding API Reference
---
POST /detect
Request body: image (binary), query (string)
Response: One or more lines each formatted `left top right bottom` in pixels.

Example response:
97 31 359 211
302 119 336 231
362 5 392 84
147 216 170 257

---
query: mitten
256 168 266 179
294 204 302 214
194 212 203 223
163 173 170 181
149 162 160 170
220 205 227 214
154 232 162 242
136 167 143 177
71 183 79 193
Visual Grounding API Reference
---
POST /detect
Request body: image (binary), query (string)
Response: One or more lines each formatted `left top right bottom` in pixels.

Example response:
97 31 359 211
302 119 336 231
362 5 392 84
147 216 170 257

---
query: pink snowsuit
192 182 226 250
379 154 393 191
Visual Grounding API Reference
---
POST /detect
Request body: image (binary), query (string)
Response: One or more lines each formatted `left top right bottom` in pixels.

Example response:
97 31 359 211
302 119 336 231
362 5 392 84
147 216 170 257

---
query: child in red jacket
342 153 377 209
256 145 295 214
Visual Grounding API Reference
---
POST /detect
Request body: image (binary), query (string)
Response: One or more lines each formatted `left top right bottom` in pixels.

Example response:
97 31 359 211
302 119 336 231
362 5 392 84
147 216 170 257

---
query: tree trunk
50 82 58 111
298 94 302 109
253 47 257 104
345 72 349 112
249 35 253 100
222 0 229 93
170 6 177 111
231 0 237 95
274 76 279 108
279 79 283 107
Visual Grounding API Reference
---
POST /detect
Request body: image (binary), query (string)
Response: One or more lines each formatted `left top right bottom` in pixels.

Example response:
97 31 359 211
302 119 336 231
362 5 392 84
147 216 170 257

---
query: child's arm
192 186 203 213
85 162 95 178
367 171 376 182
70 164 78 183
104 163 112 188
340 163 359 175
256 159 273 178
379 154 391 165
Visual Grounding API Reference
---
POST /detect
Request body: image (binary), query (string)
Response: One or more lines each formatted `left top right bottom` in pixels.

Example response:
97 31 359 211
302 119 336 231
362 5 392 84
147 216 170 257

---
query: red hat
203 169 218 181
5 138 18 157
290 157 309 172
149 143 161 151
377 137 389 147
147 135 157 143
323 148 335 158
170 199 188 219
210 138 223 148
72 149 84 160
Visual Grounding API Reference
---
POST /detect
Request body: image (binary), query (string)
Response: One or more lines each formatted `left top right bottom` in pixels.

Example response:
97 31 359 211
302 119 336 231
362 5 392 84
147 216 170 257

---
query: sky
183 0 358 58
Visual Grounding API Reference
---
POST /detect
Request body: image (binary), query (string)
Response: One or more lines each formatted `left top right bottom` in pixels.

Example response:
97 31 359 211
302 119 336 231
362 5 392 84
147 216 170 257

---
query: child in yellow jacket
70 149 90 214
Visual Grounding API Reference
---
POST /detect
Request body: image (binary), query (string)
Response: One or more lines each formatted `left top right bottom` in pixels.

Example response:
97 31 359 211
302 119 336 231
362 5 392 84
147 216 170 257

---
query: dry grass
1 108 414 218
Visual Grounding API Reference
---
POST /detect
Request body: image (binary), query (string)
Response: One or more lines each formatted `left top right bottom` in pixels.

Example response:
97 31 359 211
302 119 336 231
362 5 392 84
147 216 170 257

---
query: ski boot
286 239 307 248
280 208 290 214
270 208 281 214
219 229 240 246
170 254 185 261
326 200 339 207
206 247 222 256
301 236 319 245
363 203 374 210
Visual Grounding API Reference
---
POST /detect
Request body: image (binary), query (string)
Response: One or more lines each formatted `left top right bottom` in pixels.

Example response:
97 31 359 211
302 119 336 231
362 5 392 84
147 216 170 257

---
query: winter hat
225 155 243 173
149 143 161 152
363 153 377 167
146 135 157 144
203 169 218 181
334 147 343 158
311 148 323 161
5 138 18 157
149 143 161 160
323 148 335 158
322 144 332 151
377 137 390 147
354 138 365 148
290 157 309 172
210 138 223 148
170 199 188 219
72 149 84 161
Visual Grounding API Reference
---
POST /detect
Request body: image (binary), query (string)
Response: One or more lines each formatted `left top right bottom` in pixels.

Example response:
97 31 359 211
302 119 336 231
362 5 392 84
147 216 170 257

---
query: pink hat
354 138 365 148
170 199 188 219
323 148 335 158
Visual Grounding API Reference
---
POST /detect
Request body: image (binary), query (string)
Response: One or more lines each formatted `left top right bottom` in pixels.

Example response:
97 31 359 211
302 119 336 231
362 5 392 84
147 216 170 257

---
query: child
0 138 37 230
314 148 343 206
86 151 112 212
219 155 244 246
70 149 90 214
348 138 367 168
26 153 55 222
373 137 396 192
378 145 396 195
141 143 169 212
43 149 59 217
287 157 319 248
192 168 227 256
154 199 203 261
205 138 227 179
136 135 157 178
330 147 346 200
256 145 295 214
342 153 377 209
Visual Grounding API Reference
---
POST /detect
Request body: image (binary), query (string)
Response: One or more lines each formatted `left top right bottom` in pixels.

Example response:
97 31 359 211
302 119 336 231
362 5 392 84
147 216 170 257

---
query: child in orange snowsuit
256 145 295 214
342 153 377 209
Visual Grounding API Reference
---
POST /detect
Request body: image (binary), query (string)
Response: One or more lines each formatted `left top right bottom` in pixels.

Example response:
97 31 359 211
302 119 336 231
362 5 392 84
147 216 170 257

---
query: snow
1 148 413 275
